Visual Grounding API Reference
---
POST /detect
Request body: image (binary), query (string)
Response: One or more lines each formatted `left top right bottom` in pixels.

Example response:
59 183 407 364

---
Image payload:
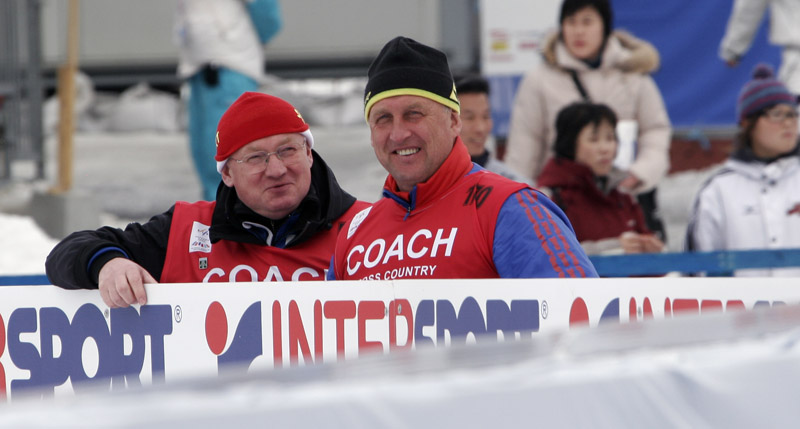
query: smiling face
750 104 800 159
574 119 617 176
561 6 606 61
221 133 313 219
368 95 462 192
458 92 493 157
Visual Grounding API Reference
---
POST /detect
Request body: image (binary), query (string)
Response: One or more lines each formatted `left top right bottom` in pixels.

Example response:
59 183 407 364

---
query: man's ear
220 163 234 187
450 109 463 135
306 145 314 168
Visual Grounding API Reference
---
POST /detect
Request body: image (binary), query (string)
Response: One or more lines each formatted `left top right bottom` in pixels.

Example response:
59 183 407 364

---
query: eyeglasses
229 140 306 174
762 108 800 123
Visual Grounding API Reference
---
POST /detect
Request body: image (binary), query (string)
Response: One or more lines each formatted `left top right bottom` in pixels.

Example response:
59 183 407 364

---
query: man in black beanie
328 36 597 281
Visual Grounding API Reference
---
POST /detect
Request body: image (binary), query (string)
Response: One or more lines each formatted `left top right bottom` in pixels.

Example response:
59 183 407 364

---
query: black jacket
46 150 357 289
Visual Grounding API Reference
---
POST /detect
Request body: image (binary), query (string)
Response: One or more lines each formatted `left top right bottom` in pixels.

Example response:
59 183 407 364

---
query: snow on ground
1 212 58 275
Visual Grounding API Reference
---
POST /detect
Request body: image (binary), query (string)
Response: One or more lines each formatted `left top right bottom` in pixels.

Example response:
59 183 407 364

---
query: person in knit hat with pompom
686 63 800 276
328 36 597 281
46 92 369 307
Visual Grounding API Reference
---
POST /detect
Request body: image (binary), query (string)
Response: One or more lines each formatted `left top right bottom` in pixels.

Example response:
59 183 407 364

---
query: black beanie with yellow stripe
364 36 460 121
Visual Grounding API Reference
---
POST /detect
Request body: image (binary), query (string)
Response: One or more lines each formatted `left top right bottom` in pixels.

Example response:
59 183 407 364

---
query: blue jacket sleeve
245 0 283 44
493 188 598 278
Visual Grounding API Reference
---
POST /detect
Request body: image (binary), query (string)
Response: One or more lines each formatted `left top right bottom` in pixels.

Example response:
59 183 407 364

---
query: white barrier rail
0 277 797 400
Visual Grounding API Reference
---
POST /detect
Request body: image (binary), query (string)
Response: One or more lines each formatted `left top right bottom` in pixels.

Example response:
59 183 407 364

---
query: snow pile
1 213 57 275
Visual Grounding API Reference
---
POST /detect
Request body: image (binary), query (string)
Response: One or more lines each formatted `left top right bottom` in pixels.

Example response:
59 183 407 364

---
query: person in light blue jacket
175 0 282 201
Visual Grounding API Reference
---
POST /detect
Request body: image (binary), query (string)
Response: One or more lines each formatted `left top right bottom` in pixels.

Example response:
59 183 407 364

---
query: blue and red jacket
328 139 597 280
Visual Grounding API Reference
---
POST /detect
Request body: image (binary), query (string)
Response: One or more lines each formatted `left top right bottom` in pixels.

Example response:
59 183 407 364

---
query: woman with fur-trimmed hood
506 0 671 239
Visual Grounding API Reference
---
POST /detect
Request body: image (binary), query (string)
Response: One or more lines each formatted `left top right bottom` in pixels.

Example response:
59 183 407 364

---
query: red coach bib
162 201 362 283
334 170 525 281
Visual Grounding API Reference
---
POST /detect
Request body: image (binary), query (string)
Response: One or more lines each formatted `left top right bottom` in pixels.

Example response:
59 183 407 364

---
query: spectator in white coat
686 64 800 276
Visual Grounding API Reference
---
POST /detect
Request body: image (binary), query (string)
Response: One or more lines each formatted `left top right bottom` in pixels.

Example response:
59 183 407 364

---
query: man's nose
477 119 492 134
263 155 287 177
389 120 412 142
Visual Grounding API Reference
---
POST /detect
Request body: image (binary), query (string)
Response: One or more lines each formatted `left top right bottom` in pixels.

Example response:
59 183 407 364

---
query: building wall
40 0 449 68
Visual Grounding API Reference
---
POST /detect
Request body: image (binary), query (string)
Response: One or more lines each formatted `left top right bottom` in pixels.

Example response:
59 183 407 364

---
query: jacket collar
538 157 627 196
727 146 800 182
543 29 660 74
731 143 800 164
382 137 473 212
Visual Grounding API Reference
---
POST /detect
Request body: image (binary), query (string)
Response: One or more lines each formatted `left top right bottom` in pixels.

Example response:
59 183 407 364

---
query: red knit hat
215 92 314 173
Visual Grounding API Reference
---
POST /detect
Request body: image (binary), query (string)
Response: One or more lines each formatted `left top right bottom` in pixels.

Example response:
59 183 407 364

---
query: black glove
202 64 220 86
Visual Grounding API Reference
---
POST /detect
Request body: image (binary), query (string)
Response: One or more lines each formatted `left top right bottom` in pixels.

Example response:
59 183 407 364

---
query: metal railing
590 248 800 277
0 274 49 286
0 0 44 182
4 249 800 287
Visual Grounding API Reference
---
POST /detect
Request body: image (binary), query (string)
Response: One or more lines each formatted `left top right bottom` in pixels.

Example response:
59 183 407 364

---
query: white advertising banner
479 0 560 137
0 277 797 399
480 0 559 75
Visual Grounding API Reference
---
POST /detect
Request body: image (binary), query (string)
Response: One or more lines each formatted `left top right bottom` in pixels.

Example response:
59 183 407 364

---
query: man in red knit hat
47 92 369 308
